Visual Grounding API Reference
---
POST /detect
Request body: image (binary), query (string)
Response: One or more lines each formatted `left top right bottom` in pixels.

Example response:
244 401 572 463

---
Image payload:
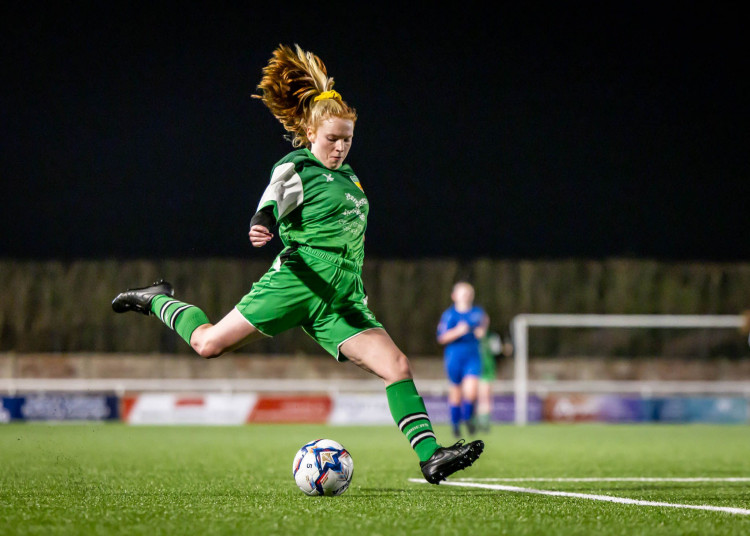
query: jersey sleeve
256 161 305 221
469 307 488 328
437 309 452 337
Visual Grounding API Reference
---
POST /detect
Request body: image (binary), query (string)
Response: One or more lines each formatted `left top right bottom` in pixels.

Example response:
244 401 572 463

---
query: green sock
386 378 440 462
150 295 210 346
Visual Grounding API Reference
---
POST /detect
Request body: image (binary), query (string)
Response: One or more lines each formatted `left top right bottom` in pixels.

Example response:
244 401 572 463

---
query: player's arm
249 206 276 248
437 321 471 345
248 161 304 248
474 312 490 339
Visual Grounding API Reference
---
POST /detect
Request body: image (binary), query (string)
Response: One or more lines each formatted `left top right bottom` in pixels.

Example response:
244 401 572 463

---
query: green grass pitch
2 423 750 535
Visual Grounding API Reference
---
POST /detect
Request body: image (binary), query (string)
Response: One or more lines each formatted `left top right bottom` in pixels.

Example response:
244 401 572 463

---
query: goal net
510 314 748 425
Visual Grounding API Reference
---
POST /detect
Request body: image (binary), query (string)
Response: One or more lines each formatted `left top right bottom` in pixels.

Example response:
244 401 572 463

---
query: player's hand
249 225 273 247
455 321 471 336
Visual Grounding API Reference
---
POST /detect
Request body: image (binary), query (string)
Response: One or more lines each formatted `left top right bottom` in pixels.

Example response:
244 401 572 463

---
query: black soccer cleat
112 280 174 315
420 439 484 485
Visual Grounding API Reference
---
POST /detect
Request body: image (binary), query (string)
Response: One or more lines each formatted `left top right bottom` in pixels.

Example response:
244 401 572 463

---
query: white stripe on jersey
257 162 304 220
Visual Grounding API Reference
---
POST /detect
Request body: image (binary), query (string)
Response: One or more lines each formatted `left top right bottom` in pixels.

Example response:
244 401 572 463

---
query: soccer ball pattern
292 438 353 496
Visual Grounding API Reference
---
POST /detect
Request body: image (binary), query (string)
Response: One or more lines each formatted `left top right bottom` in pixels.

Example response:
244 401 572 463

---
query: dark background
2 2 747 261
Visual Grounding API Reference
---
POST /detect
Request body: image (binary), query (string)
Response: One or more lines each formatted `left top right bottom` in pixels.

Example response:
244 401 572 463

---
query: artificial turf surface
1 423 749 535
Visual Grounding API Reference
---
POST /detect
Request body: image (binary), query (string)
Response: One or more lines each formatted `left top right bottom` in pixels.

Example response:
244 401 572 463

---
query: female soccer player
112 44 483 484
476 330 504 432
437 281 489 437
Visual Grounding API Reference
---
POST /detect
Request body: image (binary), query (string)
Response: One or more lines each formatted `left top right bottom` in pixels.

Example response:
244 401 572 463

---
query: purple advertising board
423 394 542 424
1 394 119 422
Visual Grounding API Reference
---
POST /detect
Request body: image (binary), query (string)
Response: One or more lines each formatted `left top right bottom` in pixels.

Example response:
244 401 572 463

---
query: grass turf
1 423 750 535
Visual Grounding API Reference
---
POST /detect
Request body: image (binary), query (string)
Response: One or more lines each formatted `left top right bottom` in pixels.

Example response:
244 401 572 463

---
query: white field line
408 478 750 516
452 477 750 483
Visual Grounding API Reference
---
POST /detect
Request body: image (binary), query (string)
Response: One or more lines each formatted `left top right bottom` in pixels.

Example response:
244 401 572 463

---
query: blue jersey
437 305 486 357
437 306 486 384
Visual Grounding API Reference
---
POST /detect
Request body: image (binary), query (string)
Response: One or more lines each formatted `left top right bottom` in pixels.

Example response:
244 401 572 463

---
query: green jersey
480 332 503 381
256 148 368 268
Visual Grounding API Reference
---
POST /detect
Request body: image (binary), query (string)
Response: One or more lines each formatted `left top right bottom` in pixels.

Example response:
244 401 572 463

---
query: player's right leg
445 357 464 437
461 374 479 435
112 247 315 358
189 309 266 358
476 379 492 431
447 383 463 437
112 280 264 358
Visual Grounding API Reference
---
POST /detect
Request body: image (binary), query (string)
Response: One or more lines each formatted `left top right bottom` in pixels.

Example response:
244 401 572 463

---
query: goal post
510 314 747 426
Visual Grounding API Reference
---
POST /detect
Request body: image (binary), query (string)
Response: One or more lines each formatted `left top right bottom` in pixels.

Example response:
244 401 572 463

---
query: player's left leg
339 329 438 458
340 328 484 484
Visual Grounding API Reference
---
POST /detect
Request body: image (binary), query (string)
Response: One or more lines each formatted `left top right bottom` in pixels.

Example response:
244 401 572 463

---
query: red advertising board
247 395 333 423
543 394 601 422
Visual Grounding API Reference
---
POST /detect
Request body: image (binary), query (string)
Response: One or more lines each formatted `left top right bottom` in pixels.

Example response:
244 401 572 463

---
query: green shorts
480 350 496 382
236 245 383 360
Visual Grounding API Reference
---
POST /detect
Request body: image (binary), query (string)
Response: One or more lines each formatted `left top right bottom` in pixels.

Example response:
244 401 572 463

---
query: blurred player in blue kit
437 281 489 437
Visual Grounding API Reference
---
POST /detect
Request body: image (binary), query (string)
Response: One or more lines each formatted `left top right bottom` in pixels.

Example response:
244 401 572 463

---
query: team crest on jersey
350 174 363 191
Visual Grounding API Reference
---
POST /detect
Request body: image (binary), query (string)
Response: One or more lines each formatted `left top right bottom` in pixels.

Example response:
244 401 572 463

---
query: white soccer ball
292 438 353 496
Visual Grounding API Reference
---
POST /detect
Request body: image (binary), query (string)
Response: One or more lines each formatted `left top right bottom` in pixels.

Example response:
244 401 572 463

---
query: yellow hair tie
314 90 342 102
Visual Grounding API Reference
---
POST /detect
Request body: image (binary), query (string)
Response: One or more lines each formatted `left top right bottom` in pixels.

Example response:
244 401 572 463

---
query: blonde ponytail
253 44 357 147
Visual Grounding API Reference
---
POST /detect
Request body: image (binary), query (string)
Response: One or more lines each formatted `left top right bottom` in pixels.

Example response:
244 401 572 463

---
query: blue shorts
444 352 481 385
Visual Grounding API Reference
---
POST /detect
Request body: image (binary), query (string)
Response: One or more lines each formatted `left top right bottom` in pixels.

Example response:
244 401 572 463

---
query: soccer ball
292 438 353 496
